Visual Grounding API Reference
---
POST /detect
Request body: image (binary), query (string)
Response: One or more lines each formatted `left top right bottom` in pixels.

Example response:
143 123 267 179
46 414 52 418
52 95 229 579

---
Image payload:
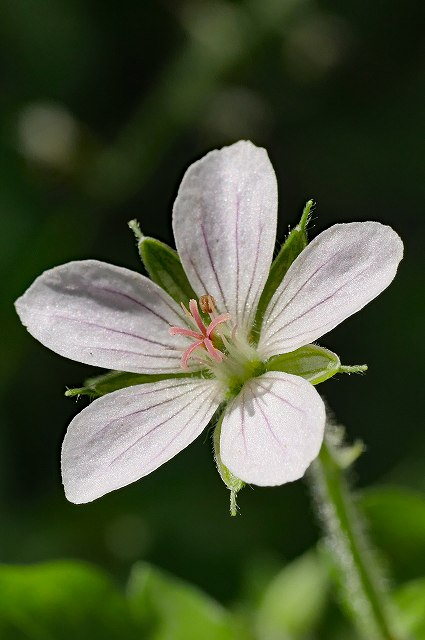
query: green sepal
253 199 313 338
213 419 245 517
266 344 340 385
66 370 203 399
129 220 197 305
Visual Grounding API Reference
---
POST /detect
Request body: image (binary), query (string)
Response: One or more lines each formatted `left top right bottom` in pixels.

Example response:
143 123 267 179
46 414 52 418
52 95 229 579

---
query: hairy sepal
65 370 203 399
213 419 245 516
265 344 340 385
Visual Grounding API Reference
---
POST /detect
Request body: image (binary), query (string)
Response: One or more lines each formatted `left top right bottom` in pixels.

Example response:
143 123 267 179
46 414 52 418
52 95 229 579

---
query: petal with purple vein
220 371 325 486
258 222 403 359
15 260 193 373
173 140 277 330
62 377 221 503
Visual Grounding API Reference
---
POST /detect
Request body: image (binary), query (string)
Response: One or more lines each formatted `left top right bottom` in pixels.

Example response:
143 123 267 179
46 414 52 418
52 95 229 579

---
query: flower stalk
310 431 405 640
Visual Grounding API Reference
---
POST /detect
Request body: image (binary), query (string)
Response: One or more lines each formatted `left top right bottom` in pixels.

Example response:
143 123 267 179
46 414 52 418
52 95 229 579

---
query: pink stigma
169 298 230 369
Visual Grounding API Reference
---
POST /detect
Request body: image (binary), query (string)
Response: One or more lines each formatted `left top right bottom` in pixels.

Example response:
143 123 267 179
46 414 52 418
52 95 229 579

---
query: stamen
181 302 194 322
189 299 207 335
181 340 204 369
204 338 223 362
169 327 203 339
206 313 231 338
171 296 235 369
199 294 216 314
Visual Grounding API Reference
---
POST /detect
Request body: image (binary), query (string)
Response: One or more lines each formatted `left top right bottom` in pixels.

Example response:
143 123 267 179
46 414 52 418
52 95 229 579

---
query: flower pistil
169 297 231 369
170 295 265 398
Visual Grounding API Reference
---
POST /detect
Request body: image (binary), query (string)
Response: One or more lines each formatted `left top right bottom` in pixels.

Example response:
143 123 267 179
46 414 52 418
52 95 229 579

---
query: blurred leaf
266 344 340 385
255 549 329 639
127 562 239 640
65 369 198 398
361 488 425 581
0 561 139 640
394 578 425 639
254 199 312 337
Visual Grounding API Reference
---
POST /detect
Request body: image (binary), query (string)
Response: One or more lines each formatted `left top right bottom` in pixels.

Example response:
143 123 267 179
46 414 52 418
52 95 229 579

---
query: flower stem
310 433 405 640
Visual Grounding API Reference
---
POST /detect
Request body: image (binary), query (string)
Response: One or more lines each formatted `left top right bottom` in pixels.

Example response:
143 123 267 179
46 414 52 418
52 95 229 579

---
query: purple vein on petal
266 250 342 324
151 395 215 465
235 192 241 314
265 313 360 354
247 221 265 320
265 261 372 348
200 220 228 311
87 383 197 444
107 385 211 467
80 344 180 359
50 314 177 349
253 393 286 451
256 381 305 416
186 254 209 299
87 284 183 326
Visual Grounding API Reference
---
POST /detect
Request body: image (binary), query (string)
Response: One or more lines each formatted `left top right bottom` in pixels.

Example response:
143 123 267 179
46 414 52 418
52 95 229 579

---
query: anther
199 294 216 314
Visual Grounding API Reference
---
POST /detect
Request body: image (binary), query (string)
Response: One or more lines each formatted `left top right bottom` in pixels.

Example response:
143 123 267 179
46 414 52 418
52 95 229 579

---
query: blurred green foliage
1 0 424 637
2 488 425 639
0 562 141 639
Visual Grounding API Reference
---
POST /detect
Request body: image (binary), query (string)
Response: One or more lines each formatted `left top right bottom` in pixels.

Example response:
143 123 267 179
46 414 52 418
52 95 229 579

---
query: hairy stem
310 433 405 640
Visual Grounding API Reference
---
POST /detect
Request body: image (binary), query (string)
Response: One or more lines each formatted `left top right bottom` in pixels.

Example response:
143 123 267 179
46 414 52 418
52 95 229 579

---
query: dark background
1 0 424 603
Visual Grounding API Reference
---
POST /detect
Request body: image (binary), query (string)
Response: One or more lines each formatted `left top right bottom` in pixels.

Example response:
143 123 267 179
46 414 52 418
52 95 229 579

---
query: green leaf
266 344 341 385
213 420 245 516
361 487 425 582
394 578 425 639
129 220 197 305
253 199 313 337
127 562 238 640
65 369 200 398
0 561 139 640
255 550 329 639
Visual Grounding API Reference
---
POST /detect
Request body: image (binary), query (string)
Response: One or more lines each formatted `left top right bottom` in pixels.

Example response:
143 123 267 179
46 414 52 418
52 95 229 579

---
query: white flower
15 141 403 503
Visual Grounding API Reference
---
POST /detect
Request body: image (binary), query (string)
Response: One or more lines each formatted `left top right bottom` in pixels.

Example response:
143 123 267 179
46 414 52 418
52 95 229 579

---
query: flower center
169 295 265 396
169 296 230 368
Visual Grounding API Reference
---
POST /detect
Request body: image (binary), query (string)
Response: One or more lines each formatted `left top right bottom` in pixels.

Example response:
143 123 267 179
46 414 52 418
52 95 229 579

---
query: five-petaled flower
15 141 403 504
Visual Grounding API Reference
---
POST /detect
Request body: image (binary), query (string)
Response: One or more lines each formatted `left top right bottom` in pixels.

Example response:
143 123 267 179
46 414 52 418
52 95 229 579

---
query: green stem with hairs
310 434 406 640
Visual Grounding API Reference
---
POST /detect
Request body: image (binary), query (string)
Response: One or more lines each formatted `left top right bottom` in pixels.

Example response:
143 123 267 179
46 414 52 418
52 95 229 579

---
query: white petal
173 140 277 330
62 377 221 503
259 222 403 358
220 371 325 486
15 260 192 373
